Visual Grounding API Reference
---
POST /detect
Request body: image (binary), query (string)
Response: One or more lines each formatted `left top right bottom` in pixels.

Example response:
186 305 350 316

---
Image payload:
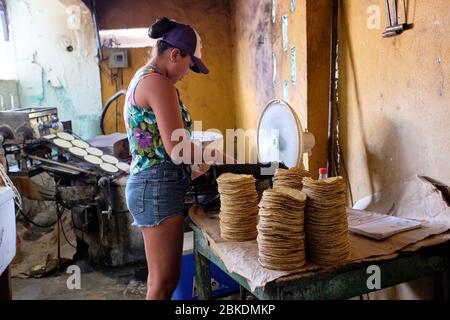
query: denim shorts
125 162 191 227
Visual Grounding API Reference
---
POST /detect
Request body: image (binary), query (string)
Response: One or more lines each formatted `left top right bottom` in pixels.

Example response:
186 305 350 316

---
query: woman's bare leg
141 214 184 300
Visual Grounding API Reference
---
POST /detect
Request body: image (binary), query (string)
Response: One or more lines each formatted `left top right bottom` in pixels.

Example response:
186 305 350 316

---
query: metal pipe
89 0 103 63
9 94 14 110
392 0 398 26
327 0 339 177
384 0 392 27
56 211 61 271
28 155 93 175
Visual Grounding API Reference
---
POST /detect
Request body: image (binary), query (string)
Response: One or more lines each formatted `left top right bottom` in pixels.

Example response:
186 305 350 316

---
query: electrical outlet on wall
108 48 128 69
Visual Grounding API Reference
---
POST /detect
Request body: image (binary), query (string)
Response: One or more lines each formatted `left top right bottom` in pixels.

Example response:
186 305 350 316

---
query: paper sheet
348 209 422 240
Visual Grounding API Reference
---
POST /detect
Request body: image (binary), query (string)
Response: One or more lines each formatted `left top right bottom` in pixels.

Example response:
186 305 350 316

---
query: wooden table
191 223 450 300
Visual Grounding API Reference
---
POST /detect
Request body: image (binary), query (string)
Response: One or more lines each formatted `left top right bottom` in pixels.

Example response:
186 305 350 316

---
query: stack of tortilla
273 167 312 190
302 176 350 266
257 187 307 271
217 173 259 241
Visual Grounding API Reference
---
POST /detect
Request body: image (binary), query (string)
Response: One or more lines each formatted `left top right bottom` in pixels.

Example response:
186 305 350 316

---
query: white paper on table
348 210 422 240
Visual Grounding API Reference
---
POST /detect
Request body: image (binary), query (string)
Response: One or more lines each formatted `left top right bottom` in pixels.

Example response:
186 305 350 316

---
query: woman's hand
191 163 210 180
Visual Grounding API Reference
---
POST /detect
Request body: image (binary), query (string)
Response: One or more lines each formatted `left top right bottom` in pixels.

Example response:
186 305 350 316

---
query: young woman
124 17 226 300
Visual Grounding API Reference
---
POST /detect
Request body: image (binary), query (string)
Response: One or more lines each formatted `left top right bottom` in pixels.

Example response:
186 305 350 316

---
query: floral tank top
124 67 192 175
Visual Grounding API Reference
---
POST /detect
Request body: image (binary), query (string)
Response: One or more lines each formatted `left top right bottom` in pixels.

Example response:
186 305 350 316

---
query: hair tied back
148 17 178 39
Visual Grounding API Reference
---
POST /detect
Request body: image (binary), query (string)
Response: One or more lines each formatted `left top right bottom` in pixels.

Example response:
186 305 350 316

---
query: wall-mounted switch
108 48 128 68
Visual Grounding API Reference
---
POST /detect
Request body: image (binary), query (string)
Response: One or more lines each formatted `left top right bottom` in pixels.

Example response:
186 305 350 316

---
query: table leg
0 265 12 300
194 245 212 300
433 272 444 300
444 270 449 300
240 286 247 300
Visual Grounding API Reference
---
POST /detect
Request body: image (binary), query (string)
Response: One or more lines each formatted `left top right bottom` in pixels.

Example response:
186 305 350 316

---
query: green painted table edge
191 223 450 300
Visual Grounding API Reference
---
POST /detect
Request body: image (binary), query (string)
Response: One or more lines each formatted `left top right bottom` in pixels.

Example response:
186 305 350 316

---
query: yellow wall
100 0 449 195
271 0 309 131
231 0 330 173
100 0 331 171
306 0 332 175
101 48 147 134
231 0 274 161
339 0 450 299
100 0 236 140
339 0 450 201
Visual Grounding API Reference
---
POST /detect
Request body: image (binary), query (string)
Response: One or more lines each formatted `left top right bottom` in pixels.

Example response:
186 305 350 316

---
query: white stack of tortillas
42 134 56 140
69 147 88 157
53 138 72 149
84 154 102 165
86 146 103 157
273 167 312 190
100 162 119 173
257 187 307 271
72 139 90 149
102 154 119 164
57 132 75 141
216 173 259 241
302 176 350 266
116 162 130 173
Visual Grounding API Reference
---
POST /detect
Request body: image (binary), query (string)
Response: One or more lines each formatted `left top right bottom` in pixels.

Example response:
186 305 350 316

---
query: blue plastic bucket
172 253 240 300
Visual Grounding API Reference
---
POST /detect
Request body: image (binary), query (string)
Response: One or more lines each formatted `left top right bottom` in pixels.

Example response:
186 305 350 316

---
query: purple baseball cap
162 23 209 74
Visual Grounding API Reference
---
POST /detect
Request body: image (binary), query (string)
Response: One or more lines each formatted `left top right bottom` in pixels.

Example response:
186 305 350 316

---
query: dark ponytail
147 17 189 58
148 17 177 39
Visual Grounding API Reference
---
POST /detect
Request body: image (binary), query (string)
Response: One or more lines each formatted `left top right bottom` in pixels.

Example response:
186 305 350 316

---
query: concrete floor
12 258 241 300
12 259 148 300
11 231 241 300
